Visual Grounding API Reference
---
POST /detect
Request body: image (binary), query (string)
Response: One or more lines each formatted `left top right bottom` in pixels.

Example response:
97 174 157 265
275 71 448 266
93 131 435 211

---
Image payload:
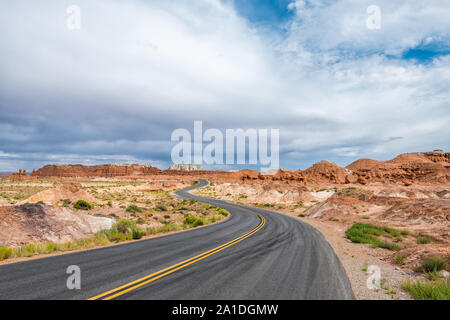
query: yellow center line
89 211 265 300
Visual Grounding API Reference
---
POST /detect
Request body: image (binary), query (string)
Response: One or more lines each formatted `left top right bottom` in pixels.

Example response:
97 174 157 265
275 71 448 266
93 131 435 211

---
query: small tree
73 200 93 210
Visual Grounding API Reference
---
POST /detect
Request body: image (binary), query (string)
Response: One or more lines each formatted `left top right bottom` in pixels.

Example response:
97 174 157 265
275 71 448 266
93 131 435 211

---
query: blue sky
233 0 294 27
0 0 449 171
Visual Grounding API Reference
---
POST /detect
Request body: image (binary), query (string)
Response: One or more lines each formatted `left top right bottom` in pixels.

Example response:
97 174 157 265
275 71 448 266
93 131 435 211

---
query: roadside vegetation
402 280 450 300
73 199 93 210
0 203 230 262
0 180 230 262
345 223 405 251
400 256 450 300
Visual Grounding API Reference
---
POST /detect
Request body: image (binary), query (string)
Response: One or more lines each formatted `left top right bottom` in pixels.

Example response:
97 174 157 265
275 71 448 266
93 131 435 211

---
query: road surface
0 180 354 300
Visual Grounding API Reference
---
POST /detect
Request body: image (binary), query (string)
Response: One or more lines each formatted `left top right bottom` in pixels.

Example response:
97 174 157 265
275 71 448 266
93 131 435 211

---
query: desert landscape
0 150 449 300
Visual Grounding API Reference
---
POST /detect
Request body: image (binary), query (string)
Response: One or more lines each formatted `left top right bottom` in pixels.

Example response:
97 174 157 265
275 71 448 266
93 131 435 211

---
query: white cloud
0 0 449 170
285 0 450 56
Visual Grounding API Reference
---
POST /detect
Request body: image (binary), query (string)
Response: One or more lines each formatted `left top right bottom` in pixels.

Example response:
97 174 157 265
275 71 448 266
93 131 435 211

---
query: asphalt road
0 180 354 300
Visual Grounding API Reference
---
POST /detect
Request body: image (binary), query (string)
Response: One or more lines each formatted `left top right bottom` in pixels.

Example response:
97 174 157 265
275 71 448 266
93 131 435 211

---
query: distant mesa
168 164 204 171
2 149 448 185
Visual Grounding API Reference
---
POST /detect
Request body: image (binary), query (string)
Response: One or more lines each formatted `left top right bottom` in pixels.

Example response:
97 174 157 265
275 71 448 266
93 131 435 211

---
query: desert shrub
336 187 372 200
15 244 37 257
263 203 275 208
93 234 110 246
192 218 204 227
147 223 180 235
395 253 408 265
217 209 229 217
377 241 399 251
100 229 126 242
417 236 433 244
136 217 145 224
208 216 218 223
421 256 448 273
58 242 78 251
381 226 400 238
183 215 197 225
62 199 72 207
183 215 204 227
126 205 142 213
155 205 167 212
45 243 58 253
98 219 145 242
0 246 13 260
131 227 145 240
345 223 399 251
402 280 450 300
115 219 137 234
73 200 93 210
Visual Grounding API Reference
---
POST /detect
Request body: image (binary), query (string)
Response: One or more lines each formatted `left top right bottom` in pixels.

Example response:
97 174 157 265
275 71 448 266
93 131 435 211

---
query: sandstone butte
5 151 449 186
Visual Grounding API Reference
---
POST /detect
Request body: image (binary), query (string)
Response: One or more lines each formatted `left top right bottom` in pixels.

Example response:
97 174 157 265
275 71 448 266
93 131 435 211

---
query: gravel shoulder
294 217 414 300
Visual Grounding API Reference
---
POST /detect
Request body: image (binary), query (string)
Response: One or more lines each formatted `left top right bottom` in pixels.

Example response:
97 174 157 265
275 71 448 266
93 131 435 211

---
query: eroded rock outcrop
28 151 450 185
9 169 37 182
0 204 112 246
36 164 160 178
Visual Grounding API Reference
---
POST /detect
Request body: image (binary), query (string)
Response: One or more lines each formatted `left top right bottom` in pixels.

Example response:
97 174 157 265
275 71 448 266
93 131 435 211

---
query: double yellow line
89 213 266 300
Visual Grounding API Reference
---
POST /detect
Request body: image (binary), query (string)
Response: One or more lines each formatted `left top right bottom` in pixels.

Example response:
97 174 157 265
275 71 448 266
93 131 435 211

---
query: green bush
217 209 229 217
183 215 197 225
132 227 145 240
115 219 137 234
15 244 37 257
192 218 204 227
183 215 204 227
62 199 72 207
45 243 58 253
0 246 13 260
421 256 448 273
93 234 110 246
417 236 433 244
395 253 408 265
98 219 145 242
73 200 93 210
402 280 450 300
345 223 400 251
147 223 180 235
377 241 399 251
126 205 142 213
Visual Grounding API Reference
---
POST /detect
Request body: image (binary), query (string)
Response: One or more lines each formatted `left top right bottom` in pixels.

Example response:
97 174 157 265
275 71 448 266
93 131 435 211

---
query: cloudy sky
0 0 449 171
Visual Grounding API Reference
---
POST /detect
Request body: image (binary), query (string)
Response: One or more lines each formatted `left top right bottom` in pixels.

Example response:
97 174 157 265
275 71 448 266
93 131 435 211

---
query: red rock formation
9 168 37 182
36 164 161 178
31 151 449 185
346 158 384 171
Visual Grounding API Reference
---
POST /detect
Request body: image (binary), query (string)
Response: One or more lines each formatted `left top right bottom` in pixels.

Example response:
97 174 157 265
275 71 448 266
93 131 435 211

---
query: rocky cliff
28 151 450 185
36 164 160 178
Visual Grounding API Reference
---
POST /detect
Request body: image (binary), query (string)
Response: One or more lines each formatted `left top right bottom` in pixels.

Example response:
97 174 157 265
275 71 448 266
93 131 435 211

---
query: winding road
0 180 354 300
